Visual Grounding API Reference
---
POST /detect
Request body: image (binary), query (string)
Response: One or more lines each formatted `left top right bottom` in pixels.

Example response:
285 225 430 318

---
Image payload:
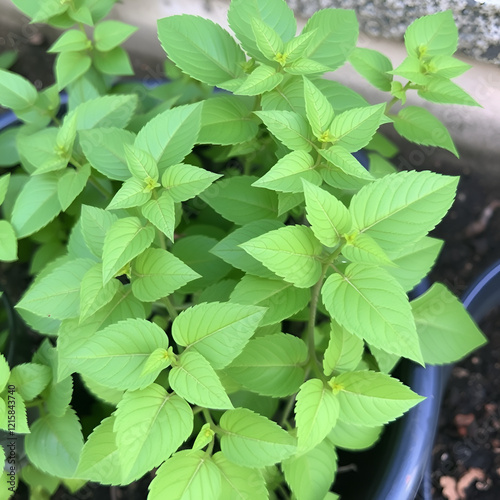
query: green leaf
412 283 487 364
149 450 222 500
348 47 393 91
75 318 169 391
102 217 155 284
198 95 258 145
114 384 193 479
80 205 118 258
228 0 296 61
141 348 172 377
158 15 245 86
301 9 358 71
191 423 215 452
75 416 123 485
284 58 331 76
48 30 90 53
385 236 443 292
240 225 322 288
230 275 310 326
303 77 335 138
390 55 430 85
17 258 94 320
405 11 458 58
328 419 382 450
0 220 17 261
0 50 17 69
141 192 176 240
107 177 152 211
282 439 337 500
173 301 266 369
261 75 306 114
0 391 29 433
0 68 37 110
94 20 137 51
224 333 308 397
124 144 159 182
322 264 423 363
55 51 92 90
251 18 284 60
323 321 364 376
80 127 135 181
169 350 233 409
135 103 202 172
0 355 9 393
80 263 120 321
252 150 321 193
10 172 62 238
200 176 280 225
303 180 352 247
220 408 296 467
94 46 134 75
25 408 84 478
132 248 200 302
350 170 459 250
0 173 10 205
330 103 385 152
8 363 52 401
0 129 19 168
254 110 313 151
235 65 284 96
418 76 480 107
57 162 91 211
161 163 221 202
295 378 339 452
342 232 393 266
332 370 425 426
213 451 268 500
427 55 471 79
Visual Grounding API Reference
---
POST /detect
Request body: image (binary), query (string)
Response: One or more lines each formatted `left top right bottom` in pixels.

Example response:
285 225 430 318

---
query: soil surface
2 18 500 500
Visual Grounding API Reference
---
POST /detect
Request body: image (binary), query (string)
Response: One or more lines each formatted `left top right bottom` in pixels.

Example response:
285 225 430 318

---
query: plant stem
88 176 113 199
162 296 178 320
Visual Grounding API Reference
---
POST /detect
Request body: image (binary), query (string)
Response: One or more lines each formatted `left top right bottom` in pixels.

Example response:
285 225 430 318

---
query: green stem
88 176 113 199
162 297 178 320
385 81 412 114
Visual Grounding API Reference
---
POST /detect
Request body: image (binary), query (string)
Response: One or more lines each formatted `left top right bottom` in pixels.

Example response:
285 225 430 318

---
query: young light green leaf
8 363 52 401
158 15 245 86
332 370 425 426
198 95 259 145
106 177 152 211
418 76 479 107
0 68 37 110
342 232 393 266
224 333 308 397
16 258 94 320
213 451 268 500
389 55 429 85
350 170 459 251
261 75 306 114
329 104 385 152
404 10 458 58
301 9 358 71
303 180 352 247
322 264 423 364
80 127 135 181
240 225 323 288
284 58 331 75
141 348 172 377
428 55 471 79
55 51 92 90
254 110 313 151
75 318 169 391
135 103 202 172
0 220 17 262
251 18 284 60
200 176 280 225
94 20 137 52
252 150 321 193
227 0 296 61
75 416 123 485
235 65 284 96
48 30 90 53
149 450 222 500
161 163 221 202
191 423 215 452
57 162 90 211
412 283 487 364
25 408 84 478
303 77 335 138
80 263 120 321
93 46 134 76
10 172 62 238
282 439 337 500
211 220 284 278
172 301 266 369
141 191 176 240
169 350 233 409
323 321 364 376
283 30 317 62
348 47 393 91
328 419 383 450
124 144 159 182
114 384 193 479
220 408 296 468
230 275 310 326
132 247 200 302
80 205 118 258
102 217 155 284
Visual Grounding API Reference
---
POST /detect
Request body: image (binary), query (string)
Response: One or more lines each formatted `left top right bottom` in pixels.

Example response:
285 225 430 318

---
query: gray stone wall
286 0 500 65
